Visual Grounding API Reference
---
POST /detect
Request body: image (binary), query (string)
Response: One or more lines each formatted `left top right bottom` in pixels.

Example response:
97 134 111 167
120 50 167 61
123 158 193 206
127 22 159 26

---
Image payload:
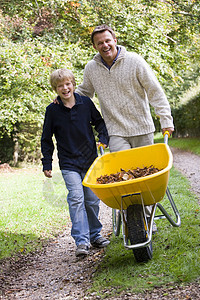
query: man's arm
75 64 95 98
135 55 174 132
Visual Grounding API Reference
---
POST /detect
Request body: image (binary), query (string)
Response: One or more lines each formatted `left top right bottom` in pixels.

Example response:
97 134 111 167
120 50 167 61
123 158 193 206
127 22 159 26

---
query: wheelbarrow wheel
127 204 153 262
112 209 121 236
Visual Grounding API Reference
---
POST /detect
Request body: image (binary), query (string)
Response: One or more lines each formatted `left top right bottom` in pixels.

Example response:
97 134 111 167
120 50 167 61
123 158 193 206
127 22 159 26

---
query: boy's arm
41 108 54 174
90 100 109 146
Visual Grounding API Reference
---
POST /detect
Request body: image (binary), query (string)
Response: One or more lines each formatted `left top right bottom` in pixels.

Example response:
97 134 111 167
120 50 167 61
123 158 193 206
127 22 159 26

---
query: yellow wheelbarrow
83 133 181 262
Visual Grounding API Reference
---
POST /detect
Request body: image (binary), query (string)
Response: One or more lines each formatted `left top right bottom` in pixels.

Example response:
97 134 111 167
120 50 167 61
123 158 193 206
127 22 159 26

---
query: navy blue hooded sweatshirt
41 93 109 173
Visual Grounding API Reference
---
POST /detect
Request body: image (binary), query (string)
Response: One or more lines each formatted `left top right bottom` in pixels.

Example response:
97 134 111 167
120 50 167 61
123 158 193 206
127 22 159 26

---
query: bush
172 93 200 137
0 35 93 164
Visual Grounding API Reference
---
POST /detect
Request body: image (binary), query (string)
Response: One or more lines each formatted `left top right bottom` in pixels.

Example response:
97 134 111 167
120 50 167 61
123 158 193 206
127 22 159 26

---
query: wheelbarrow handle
98 143 105 156
163 130 170 145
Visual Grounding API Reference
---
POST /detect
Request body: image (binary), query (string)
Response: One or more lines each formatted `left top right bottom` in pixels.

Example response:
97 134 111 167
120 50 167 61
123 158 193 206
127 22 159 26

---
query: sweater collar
100 46 121 69
93 45 126 65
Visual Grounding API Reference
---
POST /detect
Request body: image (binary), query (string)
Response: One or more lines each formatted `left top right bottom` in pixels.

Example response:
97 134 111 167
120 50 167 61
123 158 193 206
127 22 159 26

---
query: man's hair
91 24 116 44
50 68 76 92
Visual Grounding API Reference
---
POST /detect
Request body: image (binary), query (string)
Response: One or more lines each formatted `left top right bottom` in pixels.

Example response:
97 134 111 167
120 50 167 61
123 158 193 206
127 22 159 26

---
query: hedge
172 93 200 138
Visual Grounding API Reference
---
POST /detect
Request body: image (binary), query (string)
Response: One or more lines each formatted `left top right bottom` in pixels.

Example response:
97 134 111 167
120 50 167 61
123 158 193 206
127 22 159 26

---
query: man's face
93 30 118 66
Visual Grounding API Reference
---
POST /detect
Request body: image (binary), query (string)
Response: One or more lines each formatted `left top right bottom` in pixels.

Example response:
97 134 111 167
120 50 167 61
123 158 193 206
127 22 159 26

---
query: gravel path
0 148 200 299
0 202 113 300
171 147 200 203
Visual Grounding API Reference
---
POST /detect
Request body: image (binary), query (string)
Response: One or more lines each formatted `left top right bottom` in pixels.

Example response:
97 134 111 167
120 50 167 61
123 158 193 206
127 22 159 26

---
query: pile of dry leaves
96 166 161 184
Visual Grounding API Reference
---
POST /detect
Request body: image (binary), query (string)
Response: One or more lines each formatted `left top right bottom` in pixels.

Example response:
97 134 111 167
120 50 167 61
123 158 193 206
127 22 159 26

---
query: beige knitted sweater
76 46 174 137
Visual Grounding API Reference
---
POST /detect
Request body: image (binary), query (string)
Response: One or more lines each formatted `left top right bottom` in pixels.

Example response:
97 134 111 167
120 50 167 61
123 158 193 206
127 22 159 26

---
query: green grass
0 166 69 259
89 168 200 297
154 133 200 155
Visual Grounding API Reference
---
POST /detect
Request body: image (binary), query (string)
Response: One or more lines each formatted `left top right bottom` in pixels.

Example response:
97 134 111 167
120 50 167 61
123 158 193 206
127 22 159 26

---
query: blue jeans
61 170 102 246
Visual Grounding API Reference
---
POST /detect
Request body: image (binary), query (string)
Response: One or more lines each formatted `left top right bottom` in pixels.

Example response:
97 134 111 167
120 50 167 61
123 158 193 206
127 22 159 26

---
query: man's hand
44 170 52 178
53 97 59 104
162 127 174 136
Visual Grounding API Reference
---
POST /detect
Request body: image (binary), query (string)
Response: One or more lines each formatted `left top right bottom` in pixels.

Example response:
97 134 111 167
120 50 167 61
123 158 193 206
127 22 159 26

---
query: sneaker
75 244 89 257
91 237 110 248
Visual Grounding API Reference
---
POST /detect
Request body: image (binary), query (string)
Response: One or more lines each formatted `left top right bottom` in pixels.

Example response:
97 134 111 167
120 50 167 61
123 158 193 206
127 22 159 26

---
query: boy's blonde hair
50 68 76 92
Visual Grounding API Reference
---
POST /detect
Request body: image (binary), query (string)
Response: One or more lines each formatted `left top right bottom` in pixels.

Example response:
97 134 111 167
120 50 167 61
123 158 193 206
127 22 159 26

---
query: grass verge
0 166 68 259
154 133 200 155
89 168 200 298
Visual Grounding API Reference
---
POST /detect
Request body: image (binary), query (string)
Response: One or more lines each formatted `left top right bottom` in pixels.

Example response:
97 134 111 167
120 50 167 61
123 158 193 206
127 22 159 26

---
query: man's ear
93 43 97 50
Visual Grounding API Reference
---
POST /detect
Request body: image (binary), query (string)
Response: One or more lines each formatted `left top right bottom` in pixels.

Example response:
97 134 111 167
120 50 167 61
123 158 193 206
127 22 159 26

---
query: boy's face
56 79 75 102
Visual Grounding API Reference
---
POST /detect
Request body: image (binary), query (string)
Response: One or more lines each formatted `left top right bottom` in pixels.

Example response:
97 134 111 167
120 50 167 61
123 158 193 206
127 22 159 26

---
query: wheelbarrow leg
120 193 155 262
156 187 181 227
112 209 121 236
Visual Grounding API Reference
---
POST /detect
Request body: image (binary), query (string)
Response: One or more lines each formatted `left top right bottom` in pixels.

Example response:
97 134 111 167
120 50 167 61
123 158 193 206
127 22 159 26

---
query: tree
0 0 200 163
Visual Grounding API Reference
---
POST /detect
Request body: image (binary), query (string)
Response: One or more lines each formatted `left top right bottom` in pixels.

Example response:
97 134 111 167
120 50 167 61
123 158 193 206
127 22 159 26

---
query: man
75 24 174 231
76 24 174 152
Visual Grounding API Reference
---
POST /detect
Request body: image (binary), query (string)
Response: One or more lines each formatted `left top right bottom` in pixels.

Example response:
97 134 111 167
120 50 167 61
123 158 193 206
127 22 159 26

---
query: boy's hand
44 170 52 178
97 142 107 148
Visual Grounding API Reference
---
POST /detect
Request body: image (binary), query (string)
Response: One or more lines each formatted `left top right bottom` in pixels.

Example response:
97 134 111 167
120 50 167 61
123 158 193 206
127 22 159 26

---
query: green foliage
0 35 91 163
172 93 200 137
0 38 48 132
0 0 200 162
154 133 200 155
0 10 32 41
0 38 51 162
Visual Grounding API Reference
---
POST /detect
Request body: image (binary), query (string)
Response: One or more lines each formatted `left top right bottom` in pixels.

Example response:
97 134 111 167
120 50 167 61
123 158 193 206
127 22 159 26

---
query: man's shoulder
85 53 101 68
124 50 142 61
121 49 148 69
85 58 98 68
116 46 143 66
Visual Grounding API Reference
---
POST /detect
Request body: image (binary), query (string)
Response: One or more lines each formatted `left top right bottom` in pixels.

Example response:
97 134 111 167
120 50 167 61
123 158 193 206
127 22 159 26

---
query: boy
41 68 110 257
